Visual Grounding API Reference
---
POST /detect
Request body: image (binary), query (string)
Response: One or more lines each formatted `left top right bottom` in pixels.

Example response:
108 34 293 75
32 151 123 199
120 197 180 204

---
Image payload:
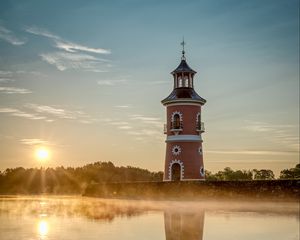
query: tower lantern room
161 41 206 181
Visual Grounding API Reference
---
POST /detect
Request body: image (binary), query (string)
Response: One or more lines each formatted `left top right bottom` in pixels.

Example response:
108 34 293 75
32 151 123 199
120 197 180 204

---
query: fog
1 196 298 220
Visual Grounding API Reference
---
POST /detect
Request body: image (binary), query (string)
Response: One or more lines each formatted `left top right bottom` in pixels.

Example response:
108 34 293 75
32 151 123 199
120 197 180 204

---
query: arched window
171 111 183 130
197 113 201 123
184 77 189 87
173 114 181 129
178 77 183 87
196 112 201 130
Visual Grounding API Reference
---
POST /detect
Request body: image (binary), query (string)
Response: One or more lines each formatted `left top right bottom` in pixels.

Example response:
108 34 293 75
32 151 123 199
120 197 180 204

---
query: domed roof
161 87 206 105
171 59 197 74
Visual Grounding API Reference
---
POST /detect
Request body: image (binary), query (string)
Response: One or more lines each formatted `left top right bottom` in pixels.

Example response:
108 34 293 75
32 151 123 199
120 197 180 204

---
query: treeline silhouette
206 164 300 180
0 162 299 194
0 162 163 194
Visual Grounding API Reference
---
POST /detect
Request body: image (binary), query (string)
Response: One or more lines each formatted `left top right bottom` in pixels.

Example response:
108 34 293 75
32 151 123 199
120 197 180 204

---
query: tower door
171 163 181 181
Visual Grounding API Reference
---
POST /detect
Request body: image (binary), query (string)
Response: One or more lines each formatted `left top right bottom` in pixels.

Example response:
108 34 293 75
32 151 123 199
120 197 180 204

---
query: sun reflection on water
38 220 48 239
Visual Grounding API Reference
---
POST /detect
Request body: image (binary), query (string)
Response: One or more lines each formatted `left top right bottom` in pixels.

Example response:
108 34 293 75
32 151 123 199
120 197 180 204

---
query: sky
0 0 299 175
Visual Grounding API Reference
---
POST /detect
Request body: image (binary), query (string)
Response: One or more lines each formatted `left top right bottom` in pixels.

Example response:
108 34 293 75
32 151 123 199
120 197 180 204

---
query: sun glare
38 220 48 237
36 148 49 161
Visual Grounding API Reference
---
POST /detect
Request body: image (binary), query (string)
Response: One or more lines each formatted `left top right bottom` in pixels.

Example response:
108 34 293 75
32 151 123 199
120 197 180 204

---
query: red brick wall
166 105 201 135
164 103 205 181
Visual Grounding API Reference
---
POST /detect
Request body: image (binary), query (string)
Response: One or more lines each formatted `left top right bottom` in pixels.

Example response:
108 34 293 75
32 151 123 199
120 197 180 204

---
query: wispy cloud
0 78 14 83
97 79 127 86
25 103 98 123
54 41 110 54
25 26 111 72
0 104 98 124
25 26 110 54
20 138 50 146
0 86 32 94
0 108 48 121
118 125 133 130
25 26 59 40
245 120 299 151
245 121 295 132
0 25 26 45
130 115 163 128
114 105 132 108
0 70 13 75
206 150 298 156
130 116 160 121
125 114 164 141
40 52 110 71
25 103 75 119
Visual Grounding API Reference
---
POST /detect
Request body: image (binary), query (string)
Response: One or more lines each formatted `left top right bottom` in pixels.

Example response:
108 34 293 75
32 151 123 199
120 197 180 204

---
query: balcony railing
196 122 205 132
170 121 183 132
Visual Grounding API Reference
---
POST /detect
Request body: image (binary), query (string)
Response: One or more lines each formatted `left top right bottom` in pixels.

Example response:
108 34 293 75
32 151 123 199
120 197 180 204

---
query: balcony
196 122 205 133
170 121 183 134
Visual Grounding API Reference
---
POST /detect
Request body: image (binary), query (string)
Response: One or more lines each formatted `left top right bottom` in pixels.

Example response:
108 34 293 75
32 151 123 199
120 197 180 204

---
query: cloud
125 114 164 141
0 86 32 94
25 26 60 40
25 103 75 119
127 129 162 137
0 25 26 45
54 40 110 54
206 150 298 156
20 138 50 146
0 70 13 75
97 79 127 86
25 103 98 123
40 52 110 71
0 108 47 120
118 125 132 130
0 104 97 124
130 116 161 121
25 26 110 54
24 26 111 72
114 105 131 108
130 115 163 128
244 120 299 151
0 78 14 83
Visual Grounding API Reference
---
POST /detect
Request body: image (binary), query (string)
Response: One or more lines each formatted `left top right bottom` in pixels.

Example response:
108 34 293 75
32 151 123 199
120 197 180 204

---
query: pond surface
0 196 298 240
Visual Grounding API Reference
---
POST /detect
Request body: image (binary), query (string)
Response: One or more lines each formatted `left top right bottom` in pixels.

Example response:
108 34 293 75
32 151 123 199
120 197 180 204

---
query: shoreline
84 179 300 201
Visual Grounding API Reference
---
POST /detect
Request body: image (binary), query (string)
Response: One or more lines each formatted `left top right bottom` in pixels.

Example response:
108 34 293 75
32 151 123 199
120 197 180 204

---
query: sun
35 148 49 161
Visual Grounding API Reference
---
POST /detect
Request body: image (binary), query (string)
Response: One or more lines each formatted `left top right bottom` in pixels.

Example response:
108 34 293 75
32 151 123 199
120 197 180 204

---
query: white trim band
166 135 202 142
166 102 202 107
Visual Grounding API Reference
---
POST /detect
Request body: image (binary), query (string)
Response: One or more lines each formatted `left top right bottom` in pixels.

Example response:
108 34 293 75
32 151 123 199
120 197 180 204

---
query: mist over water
0 196 299 240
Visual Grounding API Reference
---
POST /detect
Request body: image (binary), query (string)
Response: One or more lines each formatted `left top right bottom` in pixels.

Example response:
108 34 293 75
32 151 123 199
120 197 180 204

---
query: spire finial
180 37 186 60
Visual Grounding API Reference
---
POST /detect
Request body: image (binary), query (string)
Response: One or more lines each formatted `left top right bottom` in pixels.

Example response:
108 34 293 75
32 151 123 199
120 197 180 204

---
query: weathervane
181 37 186 60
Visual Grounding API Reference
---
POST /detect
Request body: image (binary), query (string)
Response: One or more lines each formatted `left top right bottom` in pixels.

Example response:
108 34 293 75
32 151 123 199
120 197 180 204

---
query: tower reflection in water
164 210 205 240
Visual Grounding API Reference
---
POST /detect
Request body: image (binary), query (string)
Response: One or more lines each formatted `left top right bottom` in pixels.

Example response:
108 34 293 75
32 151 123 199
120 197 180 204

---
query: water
0 196 298 240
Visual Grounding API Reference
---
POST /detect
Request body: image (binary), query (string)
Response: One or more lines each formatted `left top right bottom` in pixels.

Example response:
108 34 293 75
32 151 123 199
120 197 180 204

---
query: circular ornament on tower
172 145 182 156
198 147 203 155
200 166 205 177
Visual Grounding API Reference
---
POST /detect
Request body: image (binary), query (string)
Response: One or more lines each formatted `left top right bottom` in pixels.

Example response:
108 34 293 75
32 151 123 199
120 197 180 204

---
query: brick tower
162 41 206 181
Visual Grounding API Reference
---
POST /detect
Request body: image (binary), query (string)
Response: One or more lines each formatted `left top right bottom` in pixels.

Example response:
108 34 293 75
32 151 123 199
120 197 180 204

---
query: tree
206 168 253 181
253 169 275 180
279 164 300 179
